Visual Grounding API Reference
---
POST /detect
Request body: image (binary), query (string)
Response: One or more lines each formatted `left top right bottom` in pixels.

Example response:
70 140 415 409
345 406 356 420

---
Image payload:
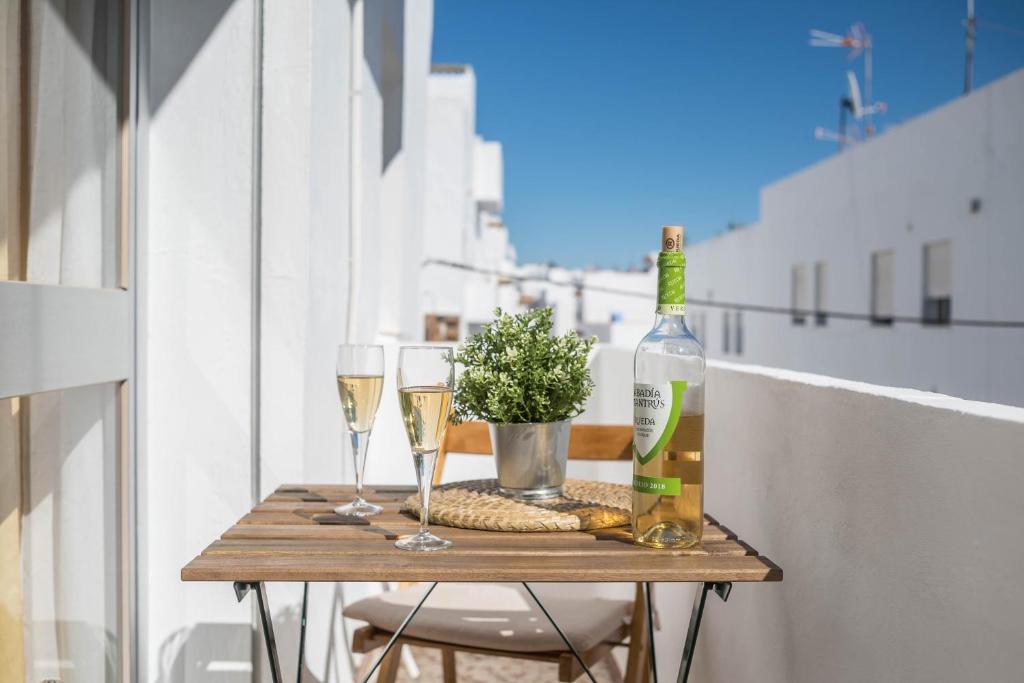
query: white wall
512 258 659 345
473 137 503 213
590 347 1024 682
378 0 433 343
421 66 475 320
516 265 579 335
686 68 1024 407
142 1 435 681
693 360 1024 682
420 66 522 336
259 1 355 680
142 1 257 679
259 2 436 681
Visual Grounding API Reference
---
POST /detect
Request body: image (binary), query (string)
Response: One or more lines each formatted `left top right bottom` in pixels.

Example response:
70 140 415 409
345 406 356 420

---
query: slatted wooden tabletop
181 484 782 583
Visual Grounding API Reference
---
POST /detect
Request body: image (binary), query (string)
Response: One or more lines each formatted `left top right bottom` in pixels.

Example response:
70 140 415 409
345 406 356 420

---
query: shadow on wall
44 0 238 113
25 621 116 681
154 606 350 683
155 622 252 682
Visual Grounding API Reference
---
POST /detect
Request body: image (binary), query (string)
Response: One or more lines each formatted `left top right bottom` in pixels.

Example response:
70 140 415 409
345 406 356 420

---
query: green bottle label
633 474 681 496
633 380 687 465
656 251 686 315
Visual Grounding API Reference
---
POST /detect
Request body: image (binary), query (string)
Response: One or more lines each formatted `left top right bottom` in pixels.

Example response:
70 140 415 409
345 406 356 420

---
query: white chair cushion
344 583 632 653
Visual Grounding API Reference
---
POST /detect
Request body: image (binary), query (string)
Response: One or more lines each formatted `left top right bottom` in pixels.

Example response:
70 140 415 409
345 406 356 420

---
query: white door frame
0 0 138 678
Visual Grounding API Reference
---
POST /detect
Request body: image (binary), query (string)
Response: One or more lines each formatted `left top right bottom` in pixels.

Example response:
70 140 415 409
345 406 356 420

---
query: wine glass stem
413 450 438 536
349 429 371 499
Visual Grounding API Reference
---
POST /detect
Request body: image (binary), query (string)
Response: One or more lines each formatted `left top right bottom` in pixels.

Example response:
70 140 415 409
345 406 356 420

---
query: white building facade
421 64 520 340
685 68 1024 407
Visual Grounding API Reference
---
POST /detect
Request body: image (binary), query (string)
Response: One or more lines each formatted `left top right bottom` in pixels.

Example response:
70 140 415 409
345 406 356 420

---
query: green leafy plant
452 307 597 424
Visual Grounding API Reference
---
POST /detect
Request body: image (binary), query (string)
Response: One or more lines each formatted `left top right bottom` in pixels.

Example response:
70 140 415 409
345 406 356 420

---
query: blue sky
432 0 1024 268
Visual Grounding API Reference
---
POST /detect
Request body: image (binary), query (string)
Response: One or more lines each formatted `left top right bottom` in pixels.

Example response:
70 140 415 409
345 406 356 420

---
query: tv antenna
962 0 1024 95
809 22 886 146
964 0 975 94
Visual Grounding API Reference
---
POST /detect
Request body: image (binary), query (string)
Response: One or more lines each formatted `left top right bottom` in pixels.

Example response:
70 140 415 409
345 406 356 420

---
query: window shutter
925 241 951 298
872 251 894 319
814 262 827 312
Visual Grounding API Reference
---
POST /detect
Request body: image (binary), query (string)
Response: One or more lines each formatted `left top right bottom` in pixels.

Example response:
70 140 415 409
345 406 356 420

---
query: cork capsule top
661 225 684 252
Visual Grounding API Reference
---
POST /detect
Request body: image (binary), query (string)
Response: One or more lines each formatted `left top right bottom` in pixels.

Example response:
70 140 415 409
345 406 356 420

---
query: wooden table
182 484 782 683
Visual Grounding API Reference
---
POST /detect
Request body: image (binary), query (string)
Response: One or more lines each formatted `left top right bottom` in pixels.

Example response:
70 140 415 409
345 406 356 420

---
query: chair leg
442 647 457 683
376 644 403 683
624 584 649 683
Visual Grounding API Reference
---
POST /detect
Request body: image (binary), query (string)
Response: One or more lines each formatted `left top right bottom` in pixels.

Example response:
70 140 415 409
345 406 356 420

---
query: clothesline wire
422 259 1024 329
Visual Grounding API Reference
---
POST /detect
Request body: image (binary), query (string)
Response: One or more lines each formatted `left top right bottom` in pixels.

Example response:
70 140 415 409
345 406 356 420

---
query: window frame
735 310 744 355
922 240 952 326
722 310 731 354
0 0 137 678
791 264 808 325
870 250 895 326
814 261 828 326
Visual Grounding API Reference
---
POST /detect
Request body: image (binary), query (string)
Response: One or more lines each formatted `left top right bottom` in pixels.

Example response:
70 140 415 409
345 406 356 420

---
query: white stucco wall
580 268 657 345
695 360 1024 682
421 67 475 321
143 2 435 681
515 265 579 335
142 1 257 679
686 68 1024 407
473 137 503 213
377 0 433 343
589 347 1024 682
258 2 435 681
420 66 520 336
258 1 358 679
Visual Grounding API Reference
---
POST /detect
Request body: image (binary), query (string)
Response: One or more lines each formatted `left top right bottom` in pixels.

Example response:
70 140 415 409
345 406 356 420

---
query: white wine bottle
632 226 706 548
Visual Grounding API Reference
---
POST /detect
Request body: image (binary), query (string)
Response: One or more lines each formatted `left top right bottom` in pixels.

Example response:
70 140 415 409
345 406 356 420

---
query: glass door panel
0 1 132 681
0 0 123 287
2 383 122 682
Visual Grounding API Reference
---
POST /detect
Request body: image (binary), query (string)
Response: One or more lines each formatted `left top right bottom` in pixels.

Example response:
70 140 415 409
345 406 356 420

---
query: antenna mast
964 0 976 94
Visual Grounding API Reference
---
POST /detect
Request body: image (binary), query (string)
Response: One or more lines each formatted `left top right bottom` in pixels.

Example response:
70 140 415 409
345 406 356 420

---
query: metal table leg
359 582 438 683
297 582 309 682
236 581 431 683
522 582 598 683
676 581 731 683
235 581 283 683
235 578 730 683
644 582 659 683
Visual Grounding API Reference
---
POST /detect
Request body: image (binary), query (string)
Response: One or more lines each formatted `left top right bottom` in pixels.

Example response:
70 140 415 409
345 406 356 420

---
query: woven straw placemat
403 479 631 532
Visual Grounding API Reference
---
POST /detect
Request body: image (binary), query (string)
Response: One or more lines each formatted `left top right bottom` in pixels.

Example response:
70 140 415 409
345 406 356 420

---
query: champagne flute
395 345 455 551
335 344 385 516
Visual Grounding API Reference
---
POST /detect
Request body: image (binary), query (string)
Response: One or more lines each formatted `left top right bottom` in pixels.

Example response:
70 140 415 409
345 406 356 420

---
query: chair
344 422 654 683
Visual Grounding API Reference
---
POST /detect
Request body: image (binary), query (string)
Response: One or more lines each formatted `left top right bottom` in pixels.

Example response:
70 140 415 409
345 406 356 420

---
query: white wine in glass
395 346 454 551
398 386 453 453
338 374 384 432
335 345 385 517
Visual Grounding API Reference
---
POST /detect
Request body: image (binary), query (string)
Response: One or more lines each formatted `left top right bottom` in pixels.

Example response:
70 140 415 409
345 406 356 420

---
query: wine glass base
334 497 383 517
395 531 451 552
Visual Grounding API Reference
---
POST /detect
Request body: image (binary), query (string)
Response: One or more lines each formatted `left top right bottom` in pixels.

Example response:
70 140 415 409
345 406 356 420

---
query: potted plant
453 307 596 499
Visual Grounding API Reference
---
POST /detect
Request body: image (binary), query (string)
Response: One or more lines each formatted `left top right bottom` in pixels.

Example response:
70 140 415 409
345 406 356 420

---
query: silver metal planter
488 420 571 500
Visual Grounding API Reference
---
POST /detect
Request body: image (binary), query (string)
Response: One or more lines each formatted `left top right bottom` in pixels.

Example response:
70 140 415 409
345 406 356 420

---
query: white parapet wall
588 347 1024 682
